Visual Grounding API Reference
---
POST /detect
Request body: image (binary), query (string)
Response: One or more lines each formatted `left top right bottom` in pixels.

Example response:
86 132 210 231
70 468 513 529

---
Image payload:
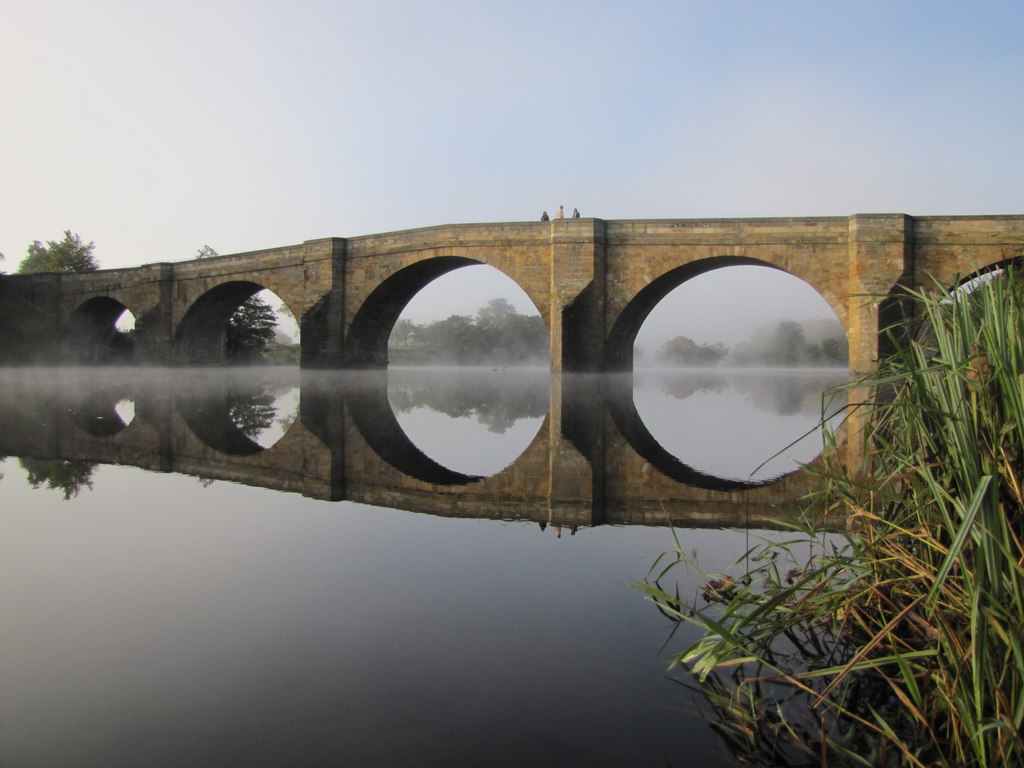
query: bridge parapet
603 216 850 244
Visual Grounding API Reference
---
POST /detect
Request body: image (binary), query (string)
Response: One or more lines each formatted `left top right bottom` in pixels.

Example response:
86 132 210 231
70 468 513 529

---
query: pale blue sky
2 1 1022 343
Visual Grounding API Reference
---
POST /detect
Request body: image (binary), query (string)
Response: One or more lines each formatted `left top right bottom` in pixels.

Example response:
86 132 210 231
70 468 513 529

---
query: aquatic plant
638 268 1024 766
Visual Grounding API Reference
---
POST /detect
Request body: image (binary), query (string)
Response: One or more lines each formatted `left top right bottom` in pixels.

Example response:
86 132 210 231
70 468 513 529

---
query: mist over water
0 364 845 487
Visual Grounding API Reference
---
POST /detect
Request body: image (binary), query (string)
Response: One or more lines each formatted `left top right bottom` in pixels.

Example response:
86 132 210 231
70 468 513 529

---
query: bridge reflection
0 368 844 529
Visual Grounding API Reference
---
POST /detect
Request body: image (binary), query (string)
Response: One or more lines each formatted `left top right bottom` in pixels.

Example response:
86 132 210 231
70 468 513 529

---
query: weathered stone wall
912 215 1024 288
0 274 63 362
167 239 338 327
341 222 555 367
29 213 1024 371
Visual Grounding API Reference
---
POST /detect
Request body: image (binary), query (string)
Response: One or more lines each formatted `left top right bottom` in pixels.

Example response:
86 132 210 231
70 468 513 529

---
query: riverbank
640 270 1024 767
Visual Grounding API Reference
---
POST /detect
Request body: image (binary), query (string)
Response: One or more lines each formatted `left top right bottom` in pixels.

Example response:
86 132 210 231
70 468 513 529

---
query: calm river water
0 366 846 768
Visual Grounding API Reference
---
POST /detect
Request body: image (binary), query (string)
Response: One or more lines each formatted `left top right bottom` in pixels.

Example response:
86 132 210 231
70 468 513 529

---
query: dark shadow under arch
174 280 264 363
63 297 134 363
883 255 1024 360
177 392 265 456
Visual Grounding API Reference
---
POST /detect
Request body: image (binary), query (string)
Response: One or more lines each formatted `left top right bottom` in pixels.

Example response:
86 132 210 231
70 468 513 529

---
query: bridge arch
950 254 1024 292
608 256 846 370
343 256 548 368
174 281 296 364
175 281 261 363
62 296 135 363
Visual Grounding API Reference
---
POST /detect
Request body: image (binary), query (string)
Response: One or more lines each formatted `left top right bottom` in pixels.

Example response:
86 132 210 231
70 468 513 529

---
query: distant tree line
656 318 848 368
389 298 548 366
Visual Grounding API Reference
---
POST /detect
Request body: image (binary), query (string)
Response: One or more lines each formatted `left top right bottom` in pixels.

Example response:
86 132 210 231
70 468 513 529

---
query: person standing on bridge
540 211 549 221
572 207 580 218
556 205 565 219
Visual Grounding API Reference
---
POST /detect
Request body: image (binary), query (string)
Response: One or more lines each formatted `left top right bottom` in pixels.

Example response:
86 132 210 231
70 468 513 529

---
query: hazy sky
2 1 1022 344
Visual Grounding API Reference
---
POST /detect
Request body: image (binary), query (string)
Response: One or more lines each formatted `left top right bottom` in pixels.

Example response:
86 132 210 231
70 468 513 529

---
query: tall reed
638 270 1024 766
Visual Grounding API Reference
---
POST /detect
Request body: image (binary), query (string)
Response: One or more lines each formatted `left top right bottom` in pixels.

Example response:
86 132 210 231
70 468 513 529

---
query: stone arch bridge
3 213 1023 371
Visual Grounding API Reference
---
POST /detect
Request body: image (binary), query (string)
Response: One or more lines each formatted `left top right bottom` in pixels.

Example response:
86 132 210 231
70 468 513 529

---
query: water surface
0 366 846 767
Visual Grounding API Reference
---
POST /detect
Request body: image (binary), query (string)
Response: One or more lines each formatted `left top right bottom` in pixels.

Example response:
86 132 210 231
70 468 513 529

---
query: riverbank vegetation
638 269 1024 766
655 318 848 367
388 298 547 366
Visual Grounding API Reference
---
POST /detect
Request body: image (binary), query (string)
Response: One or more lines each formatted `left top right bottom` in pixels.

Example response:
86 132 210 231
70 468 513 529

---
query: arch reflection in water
67 390 136 437
114 399 135 426
387 368 548 477
632 368 847 483
0 367 845 529
176 370 301 455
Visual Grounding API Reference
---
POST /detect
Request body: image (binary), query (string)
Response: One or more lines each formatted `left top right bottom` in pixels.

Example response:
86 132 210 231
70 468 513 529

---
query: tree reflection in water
227 392 276 440
388 368 547 434
19 458 98 500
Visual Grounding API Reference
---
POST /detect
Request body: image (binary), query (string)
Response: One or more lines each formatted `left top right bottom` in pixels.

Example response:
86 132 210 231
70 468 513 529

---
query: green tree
17 231 98 274
732 319 842 367
226 295 278 362
492 313 547 363
0 277 56 362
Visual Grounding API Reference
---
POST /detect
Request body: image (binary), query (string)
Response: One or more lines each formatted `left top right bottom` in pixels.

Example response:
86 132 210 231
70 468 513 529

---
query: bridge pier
842 214 916 462
550 218 609 372
129 264 176 365
299 238 348 369
846 214 915 375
